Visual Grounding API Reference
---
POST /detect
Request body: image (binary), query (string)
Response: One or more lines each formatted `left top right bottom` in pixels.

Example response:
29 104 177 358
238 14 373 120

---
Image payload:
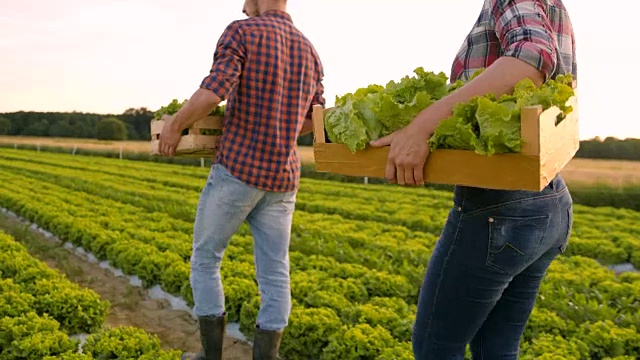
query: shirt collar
261 10 293 22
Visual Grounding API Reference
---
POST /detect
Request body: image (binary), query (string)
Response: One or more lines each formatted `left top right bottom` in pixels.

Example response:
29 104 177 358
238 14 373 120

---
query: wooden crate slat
150 119 166 138
538 96 580 188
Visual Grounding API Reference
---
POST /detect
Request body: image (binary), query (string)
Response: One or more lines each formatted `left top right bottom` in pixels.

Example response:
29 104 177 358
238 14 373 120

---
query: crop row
2 149 640 358
0 171 417 358
1 149 639 270
0 230 182 359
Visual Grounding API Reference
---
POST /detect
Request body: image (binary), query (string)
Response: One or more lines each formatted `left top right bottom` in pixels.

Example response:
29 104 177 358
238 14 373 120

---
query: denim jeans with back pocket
412 175 573 359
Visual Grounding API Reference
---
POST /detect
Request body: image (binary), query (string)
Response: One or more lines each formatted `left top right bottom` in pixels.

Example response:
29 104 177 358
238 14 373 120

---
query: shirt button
456 206 462 212
488 217 494 223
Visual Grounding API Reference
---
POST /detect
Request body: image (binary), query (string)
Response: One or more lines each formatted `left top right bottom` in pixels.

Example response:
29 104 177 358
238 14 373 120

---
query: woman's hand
369 122 432 186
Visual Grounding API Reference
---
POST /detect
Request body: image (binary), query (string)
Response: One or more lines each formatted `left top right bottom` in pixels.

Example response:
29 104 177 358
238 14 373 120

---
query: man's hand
157 88 223 157
158 118 183 157
369 123 431 186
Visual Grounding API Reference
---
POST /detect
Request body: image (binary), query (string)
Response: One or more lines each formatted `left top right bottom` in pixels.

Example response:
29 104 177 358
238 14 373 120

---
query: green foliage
0 229 182 360
96 117 128 140
520 333 589 359
0 312 80 359
0 232 109 334
342 300 414 341
0 117 11 135
154 98 226 120
44 353 94 360
154 99 187 120
324 67 575 155
430 74 574 155
280 307 343 360
239 296 261 339
28 278 108 334
321 324 397 359
562 236 629 264
575 320 640 358
0 108 153 140
82 326 164 359
569 183 640 214
1 148 640 358
325 68 451 152
223 277 259 323
577 137 640 161
0 278 35 318
375 342 413 360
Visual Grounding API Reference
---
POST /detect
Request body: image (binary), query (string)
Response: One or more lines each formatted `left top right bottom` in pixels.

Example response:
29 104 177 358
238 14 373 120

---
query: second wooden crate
150 115 222 158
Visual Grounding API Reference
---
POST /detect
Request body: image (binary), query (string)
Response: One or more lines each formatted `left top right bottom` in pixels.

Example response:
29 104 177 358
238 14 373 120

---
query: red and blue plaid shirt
450 0 577 83
200 10 324 192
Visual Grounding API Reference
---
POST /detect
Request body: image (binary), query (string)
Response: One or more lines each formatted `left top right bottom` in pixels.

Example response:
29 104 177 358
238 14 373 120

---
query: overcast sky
0 0 635 140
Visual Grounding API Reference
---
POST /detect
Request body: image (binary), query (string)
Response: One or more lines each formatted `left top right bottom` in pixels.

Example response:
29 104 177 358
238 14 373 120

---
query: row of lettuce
2 148 638 271
1 149 640 358
0 169 417 359
0 230 182 359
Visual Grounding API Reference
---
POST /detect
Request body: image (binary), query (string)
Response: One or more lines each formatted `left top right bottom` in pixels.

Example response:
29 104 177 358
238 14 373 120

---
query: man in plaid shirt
371 0 577 358
158 0 324 359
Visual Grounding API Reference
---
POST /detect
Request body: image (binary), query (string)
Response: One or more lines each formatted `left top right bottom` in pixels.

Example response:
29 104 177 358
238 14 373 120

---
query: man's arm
300 119 313 136
300 78 325 136
158 21 245 157
170 22 246 133
168 89 222 133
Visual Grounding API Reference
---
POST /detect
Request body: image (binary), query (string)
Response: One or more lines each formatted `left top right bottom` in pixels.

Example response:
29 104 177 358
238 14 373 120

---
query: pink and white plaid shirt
450 0 577 83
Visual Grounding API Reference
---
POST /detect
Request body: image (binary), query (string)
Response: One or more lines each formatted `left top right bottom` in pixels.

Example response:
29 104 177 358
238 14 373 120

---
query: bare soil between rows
0 214 253 360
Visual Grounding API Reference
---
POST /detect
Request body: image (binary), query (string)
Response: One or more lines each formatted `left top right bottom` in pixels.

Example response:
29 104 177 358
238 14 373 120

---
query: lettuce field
0 229 183 359
1 148 640 359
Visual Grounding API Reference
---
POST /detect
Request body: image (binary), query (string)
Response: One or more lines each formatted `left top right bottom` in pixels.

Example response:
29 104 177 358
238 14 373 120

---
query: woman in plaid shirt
371 0 577 358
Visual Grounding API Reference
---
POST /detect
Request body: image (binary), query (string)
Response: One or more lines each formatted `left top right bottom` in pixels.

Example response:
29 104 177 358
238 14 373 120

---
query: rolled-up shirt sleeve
492 0 557 79
200 21 245 100
306 77 325 119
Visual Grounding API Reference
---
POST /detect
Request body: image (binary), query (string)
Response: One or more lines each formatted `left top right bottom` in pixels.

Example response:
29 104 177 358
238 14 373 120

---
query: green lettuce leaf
428 115 481 151
352 85 384 141
325 94 369 153
375 92 434 136
475 98 522 155
324 67 575 156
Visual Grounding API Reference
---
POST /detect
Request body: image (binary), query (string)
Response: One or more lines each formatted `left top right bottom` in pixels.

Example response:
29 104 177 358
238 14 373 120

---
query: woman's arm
407 56 545 139
369 57 544 186
371 0 559 186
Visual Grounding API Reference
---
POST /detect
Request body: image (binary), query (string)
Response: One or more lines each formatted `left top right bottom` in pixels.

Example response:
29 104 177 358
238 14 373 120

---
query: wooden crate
150 115 222 158
311 95 579 191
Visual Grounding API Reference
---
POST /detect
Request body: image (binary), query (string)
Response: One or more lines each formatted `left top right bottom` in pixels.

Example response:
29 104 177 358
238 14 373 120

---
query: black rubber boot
181 314 226 360
252 327 283 360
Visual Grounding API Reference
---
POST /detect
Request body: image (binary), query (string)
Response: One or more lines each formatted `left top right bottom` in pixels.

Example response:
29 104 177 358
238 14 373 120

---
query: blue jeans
412 175 573 359
190 164 296 331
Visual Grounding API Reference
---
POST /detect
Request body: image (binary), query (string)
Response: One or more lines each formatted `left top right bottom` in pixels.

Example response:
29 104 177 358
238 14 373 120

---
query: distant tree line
0 110 639 161
0 108 154 141
575 137 640 161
